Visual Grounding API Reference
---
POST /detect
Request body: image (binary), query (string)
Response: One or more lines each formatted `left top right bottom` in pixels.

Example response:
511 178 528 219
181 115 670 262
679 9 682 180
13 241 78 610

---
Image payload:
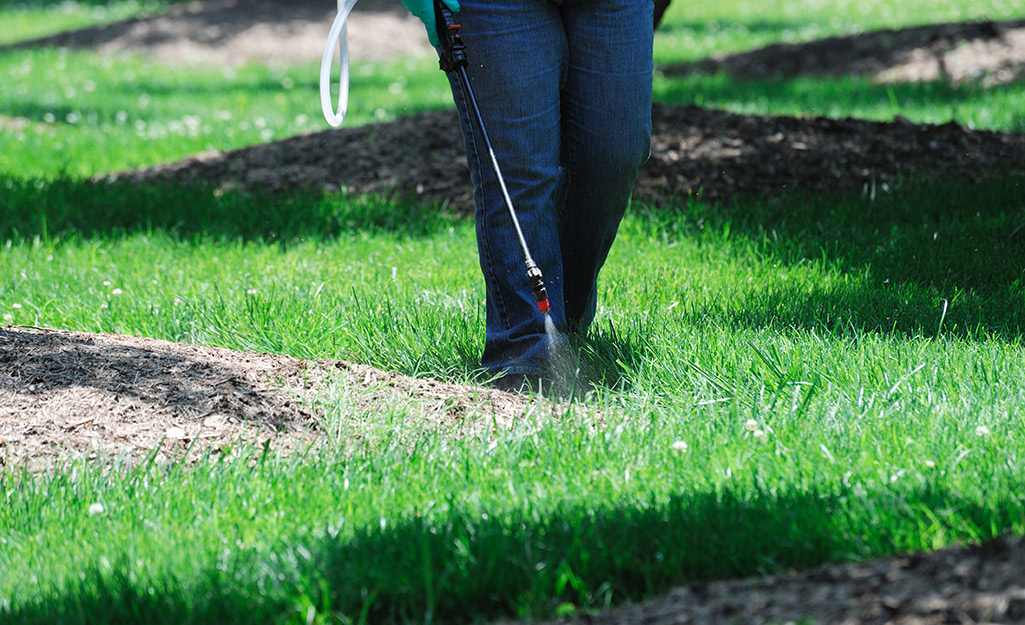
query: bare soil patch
0 326 535 471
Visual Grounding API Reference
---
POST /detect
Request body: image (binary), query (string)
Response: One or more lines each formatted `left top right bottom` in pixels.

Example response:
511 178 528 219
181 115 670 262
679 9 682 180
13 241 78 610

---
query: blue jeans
445 0 653 377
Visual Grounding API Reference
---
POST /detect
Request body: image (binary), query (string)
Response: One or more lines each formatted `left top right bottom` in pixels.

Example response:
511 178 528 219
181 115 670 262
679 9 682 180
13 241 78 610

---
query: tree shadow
636 172 1025 341
1 173 457 243
6 480 1020 624
662 18 1025 86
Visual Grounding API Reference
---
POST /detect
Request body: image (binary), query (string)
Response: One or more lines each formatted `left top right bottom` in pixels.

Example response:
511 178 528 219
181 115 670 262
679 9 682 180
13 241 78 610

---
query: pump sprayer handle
434 0 467 72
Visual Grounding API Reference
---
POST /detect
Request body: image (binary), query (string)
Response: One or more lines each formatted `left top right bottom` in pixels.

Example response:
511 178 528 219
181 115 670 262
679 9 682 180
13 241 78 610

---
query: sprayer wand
434 1 551 315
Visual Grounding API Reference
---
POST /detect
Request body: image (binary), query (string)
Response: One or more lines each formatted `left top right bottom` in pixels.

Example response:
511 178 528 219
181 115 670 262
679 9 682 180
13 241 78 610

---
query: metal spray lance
432 0 551 315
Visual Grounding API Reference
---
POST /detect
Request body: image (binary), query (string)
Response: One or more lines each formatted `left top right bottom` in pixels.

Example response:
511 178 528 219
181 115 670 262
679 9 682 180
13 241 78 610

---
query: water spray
433 0 551 316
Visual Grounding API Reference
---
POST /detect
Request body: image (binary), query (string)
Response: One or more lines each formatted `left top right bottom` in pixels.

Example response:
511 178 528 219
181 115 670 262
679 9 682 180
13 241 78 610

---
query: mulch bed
102 103 1025 211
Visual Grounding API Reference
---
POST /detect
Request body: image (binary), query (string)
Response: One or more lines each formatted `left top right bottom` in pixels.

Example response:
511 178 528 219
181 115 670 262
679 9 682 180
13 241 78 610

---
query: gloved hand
401 0 460 47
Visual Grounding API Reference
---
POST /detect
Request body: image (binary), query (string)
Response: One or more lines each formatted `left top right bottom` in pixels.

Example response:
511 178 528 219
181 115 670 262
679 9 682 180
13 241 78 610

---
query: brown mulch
0 326 537 471
102 103 1025 210
513 535 1025 625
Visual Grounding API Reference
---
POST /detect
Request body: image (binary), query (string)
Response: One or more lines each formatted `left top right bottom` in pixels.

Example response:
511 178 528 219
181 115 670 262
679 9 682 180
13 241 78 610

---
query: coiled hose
320 0 359 127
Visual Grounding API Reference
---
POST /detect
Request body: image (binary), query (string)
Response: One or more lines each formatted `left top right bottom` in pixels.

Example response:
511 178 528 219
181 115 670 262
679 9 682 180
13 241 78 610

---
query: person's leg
557 0 653 330
444 0 568 377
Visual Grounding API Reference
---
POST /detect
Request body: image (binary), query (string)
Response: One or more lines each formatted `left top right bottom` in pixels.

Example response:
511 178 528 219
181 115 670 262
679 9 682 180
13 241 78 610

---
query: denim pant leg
446 0 652 376
558 0 654 329
446 0 567 377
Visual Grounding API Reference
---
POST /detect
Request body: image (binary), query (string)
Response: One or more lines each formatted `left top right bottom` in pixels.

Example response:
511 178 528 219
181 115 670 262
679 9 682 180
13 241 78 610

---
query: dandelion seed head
671 440 689 454
88 502 104 516
975 425 990 437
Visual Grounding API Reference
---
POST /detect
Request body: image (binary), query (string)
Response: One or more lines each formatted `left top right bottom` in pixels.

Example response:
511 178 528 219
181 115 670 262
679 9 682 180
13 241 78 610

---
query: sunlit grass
0 48 452 177
0 0 171 45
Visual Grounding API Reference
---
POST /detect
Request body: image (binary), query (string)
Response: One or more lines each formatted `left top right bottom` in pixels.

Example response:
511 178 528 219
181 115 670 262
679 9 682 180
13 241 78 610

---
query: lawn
1 0 1024 623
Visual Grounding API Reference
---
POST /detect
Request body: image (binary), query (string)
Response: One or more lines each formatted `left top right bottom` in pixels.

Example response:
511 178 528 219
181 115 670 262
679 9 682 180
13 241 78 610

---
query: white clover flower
12 303 22 309
744 419 759 432
924 459 936 468
3 314 13 323
671 440 689 454
111 288 123 296
753 429 768 442
975 425 990 438
88 502 104 516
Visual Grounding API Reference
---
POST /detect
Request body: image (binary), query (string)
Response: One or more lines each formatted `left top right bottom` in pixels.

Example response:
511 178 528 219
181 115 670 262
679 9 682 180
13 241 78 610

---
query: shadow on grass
635 173 1025 341
5 480 1021 624
0 175 456 243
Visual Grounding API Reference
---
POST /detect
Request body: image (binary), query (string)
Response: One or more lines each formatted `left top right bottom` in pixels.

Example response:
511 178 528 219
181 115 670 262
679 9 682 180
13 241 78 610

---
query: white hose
320 0 360 127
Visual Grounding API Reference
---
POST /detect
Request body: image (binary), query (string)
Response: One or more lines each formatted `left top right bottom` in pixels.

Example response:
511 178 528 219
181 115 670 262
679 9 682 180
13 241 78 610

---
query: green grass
653 0 1025 63
0 49 452 177
3 0 1025 622
2 174 1024 624
654 73 1025 132
0 0 173 45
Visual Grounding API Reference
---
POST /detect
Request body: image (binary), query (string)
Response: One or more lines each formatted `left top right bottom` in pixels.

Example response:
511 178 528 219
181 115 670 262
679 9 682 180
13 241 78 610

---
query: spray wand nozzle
434 0 551 317
526 262 550 314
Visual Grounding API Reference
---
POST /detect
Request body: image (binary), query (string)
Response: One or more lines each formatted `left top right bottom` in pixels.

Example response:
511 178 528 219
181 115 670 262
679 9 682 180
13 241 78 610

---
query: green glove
402 0 460 47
